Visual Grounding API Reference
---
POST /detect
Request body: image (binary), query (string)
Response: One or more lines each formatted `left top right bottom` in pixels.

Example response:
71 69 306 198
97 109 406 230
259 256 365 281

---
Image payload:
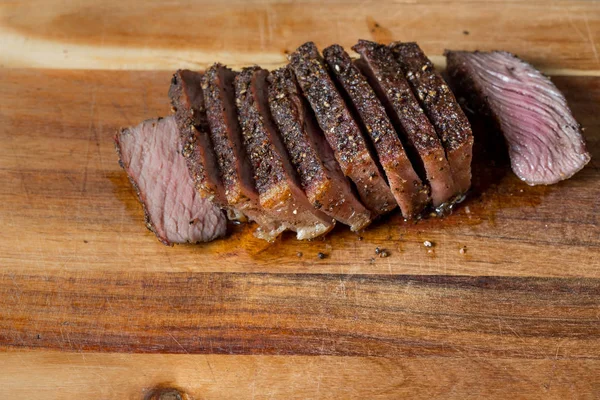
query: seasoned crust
267 67 327 193
353 40 457 207
289 42 396 216
268 66 372 231
202 64 286 241
168 69 227 205
324 44 429 219
235 66 288 197
235 66 334 239
202 64 253 204
390 42 474 194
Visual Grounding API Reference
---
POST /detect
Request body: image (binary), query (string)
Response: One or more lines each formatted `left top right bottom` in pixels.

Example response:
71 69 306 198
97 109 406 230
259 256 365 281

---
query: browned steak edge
267 67 327 197
289 41 396 216
202 64 253 203
235 66 288 198
235 66 334 239
390 42 474 194
352 39 457 208
168 69 227 206
202 64 285 240
323 44 429 219
268 67 372 231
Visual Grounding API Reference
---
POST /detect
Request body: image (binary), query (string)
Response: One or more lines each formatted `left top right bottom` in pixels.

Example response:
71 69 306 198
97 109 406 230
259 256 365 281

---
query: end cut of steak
202 64 286 241
168 69 227 205
323 44 429 219
234 66 334 239
115 117 227 245
289 42 397 217
267 67 372 231
390 42 474 194
352 40 457 208
445 50 591 185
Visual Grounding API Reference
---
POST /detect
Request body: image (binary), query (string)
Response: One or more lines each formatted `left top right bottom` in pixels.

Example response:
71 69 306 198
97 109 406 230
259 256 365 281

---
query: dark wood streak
1 271 599 357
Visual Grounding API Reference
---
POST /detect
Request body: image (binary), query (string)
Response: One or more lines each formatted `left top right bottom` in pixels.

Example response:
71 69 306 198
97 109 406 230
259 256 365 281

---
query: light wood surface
1 352 599 399
1 0 599 398
1 0 600 74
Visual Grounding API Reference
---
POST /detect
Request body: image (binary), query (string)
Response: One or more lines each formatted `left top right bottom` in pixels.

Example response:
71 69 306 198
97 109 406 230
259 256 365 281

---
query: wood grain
1 0 599 73
0 69 598 278
2 271 600 357
1 351 599 399
1 1 600 397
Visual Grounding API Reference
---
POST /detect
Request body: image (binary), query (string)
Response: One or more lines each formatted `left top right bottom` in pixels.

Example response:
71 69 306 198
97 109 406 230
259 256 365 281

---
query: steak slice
202 64 286 241
352 40 457 208
168 69 227 206
390 42 474 194
445 50 591 185
267 67 372 231
234 66 334 239
289 42 396 217
323 44 429 219
115 117 227 245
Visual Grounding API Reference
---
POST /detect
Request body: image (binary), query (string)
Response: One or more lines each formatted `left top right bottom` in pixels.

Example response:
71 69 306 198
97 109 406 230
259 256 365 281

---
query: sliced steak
390 42 474 194
267 67 372 231
115 117 227 245
168 69 227 206
352 40 457 208
445 50 591 185
289 42 396 217
323 44 429 219
234 66 334 239
202 64 286 241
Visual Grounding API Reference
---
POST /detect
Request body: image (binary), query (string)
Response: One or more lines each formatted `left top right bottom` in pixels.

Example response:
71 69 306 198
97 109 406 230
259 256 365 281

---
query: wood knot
144 386 192 400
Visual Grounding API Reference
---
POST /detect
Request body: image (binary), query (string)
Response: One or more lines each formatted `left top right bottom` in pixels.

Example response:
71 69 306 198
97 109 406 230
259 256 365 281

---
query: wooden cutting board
1 1 599 398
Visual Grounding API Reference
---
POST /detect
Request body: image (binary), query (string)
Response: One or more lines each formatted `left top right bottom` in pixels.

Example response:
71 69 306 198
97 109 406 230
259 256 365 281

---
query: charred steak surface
202 64 286 240
324 44 429 219
235 66 334 239
391 42 474 194
268 67 372 231
289 42 396 217
169 69 227 205
353 40 457 208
